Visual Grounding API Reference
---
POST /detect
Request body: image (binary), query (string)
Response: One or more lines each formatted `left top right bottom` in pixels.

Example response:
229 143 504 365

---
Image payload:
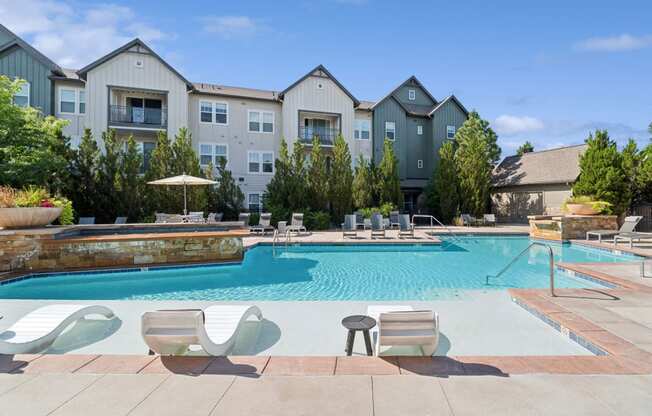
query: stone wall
529 215 618 241
0 229 245 273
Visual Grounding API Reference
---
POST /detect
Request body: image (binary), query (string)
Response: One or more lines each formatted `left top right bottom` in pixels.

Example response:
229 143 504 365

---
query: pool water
0 237 636 301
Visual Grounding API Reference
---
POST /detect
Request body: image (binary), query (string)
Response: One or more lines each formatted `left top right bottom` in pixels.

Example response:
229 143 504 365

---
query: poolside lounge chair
114 216 127 224
460 214 477 227
371 213 386 239
78 217 95 225
354 211 366 229
367 305 439 356
166 214 184 223
187 212 205 223
483 214 496 227
250 213 275 235
154 213 169 224
0 304 115 354
207 212 224 223
586 216 643 243
389 211 401 229
141 305 263 356
398 214 414 238
238 213 251 227
614 232 652 249
287 213 307 235
342 215 358 238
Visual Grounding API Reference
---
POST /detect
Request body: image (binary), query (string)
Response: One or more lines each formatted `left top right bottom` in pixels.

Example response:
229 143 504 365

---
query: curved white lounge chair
0 304 115 354
367 305 439 356
141 305 263 356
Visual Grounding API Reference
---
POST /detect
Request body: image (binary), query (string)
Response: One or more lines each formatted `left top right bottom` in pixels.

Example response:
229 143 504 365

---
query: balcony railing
298 126 338 146
109 105 167 128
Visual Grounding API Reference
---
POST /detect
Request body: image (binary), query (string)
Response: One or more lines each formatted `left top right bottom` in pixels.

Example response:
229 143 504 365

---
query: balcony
298 126 339 147
109 105 167 130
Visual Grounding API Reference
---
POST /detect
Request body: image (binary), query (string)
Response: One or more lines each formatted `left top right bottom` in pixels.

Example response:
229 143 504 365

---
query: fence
630 204 652 231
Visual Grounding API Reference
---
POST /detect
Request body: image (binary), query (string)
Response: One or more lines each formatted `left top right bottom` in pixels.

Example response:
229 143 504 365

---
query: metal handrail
411 214 460 241
486 242 556 296
272 229 292 257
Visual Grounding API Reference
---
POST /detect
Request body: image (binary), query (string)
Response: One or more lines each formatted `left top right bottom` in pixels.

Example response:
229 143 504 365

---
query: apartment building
3 33 469 212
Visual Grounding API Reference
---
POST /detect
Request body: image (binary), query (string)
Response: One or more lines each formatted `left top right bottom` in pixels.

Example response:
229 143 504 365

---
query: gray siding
430 99 467 167
373 97 407 177
406 116 431 179
0 45 53 114
394 84 434 107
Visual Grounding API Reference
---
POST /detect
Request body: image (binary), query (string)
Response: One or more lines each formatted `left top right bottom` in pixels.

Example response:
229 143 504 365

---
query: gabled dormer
371 76 437 118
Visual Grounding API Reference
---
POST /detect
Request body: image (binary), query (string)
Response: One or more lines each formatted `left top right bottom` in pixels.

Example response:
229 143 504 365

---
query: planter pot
0 207 63 229
565 203 598 216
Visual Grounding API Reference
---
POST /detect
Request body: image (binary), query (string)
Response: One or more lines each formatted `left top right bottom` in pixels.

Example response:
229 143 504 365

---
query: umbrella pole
184 183 187 215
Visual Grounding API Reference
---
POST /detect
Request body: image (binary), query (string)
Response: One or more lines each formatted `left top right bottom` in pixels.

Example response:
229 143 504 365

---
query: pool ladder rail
411 214 461 241
485 241 556 297
272 229 292 256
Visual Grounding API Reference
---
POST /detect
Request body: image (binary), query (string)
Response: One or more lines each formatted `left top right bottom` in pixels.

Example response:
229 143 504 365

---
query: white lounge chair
371 213 386 239
141 305 262 356
586 216 642 243
483 214 496 227
342 214 358 238
250 213 275 235
287 213 307 235
367 305 439 356
0 304 115 354
398 214 415 238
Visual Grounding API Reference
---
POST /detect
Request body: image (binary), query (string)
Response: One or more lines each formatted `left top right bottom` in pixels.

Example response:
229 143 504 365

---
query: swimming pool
0 237 636 301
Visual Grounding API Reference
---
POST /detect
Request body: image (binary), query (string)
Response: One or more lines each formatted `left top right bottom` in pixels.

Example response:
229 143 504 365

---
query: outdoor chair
483 214 496 227
78 217 95 225
287 213 307 235
371 213 386 239
238 213 251 226
398 214 415 238
114 216 127 224
460 214 477 227
614 232 652 249
342 214 358 238
187 212 205 223
586 216 643 243
367 305 439 356
206 212 224 223
154 213 169 224
166 214 184 223
355 211 366 229
389 211 401 229
250 213 275 235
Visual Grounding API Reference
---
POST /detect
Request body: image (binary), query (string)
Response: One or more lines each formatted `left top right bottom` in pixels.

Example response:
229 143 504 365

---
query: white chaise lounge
367 305 439 356
0 304 115 354
141 305 263 356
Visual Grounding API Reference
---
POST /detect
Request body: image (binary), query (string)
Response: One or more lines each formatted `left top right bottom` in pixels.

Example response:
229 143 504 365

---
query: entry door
128 98 145 123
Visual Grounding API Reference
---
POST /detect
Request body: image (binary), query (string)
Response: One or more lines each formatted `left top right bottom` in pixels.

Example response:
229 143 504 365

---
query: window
248 193 262 212
408 89 416 101
248 151 274 174
199 101 228 125
248 110 274 133
417 125 423 135
354 119 371 140
79 90 86 114
14 82 30 107
385 121 396 141
417 160 423 169
60 89 76 113
199 143 228 167
447 125 456 139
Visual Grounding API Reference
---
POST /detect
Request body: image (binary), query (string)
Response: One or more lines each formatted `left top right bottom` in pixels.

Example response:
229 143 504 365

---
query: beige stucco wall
84 45 189 142
491 183 573 222
54 79 86 146
353 109 373 165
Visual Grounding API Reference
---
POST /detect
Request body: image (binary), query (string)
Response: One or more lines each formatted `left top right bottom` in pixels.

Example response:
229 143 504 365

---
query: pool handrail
485 241 556 297
411 214 460 241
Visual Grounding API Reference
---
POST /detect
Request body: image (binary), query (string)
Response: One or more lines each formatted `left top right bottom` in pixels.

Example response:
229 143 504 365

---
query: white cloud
201 16 261 39
574 34 652 52
0 0 171 68
494 115 545 136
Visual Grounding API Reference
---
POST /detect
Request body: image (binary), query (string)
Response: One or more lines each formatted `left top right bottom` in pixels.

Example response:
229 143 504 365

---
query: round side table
341 315 376 356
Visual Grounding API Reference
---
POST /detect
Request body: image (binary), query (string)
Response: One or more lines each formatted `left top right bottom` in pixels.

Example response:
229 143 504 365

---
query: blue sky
2 0 651 155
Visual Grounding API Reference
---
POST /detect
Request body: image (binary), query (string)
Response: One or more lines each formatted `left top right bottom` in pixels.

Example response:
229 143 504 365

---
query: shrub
0 186 16 208
53 198 74 225
3 186 75 224
249 212 260 227
15 186 49 207
306 211 330 230
359 203 397 218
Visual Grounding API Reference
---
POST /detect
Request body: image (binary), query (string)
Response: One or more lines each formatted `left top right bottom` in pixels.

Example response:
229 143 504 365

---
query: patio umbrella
147 174 217 215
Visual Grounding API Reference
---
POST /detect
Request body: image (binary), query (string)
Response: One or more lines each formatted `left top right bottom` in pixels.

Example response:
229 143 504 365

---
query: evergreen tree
428 141 459 222
638 144 652 203
70 128 100 217
145 131 175 214
307 136 329 211
378 138 402 207
516 141 534 156
352 155 373 209
170 127 207 213
289 140 309 210
96 129 121 222
621 139 642 205
329 134 353 223
263 139 298 223
573 130 629 214
119 135 144 221
368 160 382 206
213 158 244 219
469 110 501 165
455 112 493 217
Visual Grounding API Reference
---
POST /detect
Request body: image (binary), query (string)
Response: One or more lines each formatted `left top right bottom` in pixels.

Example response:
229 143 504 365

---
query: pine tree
119 135 144 221
263 138 296 223
516 141 534 156
70 128 100 217
206 158 244 220
307 136 329 211
171 127 207 213
431 141 459 222
97 129 121 222
468 110 501 165
329 134 353 223
378 138 402 207
289 140 309 210
145 131 175 215
352 155 373 209
455 113 493 217
573 130 629 214
638 144 652 203
622 139 641 205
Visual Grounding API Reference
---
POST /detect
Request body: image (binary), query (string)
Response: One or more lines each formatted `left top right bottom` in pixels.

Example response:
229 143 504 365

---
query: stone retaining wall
529 215 618 241
0 229 245 273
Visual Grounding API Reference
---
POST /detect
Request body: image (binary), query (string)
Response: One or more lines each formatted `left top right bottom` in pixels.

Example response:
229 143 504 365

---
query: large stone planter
565 203 598 216
0 207 62 229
